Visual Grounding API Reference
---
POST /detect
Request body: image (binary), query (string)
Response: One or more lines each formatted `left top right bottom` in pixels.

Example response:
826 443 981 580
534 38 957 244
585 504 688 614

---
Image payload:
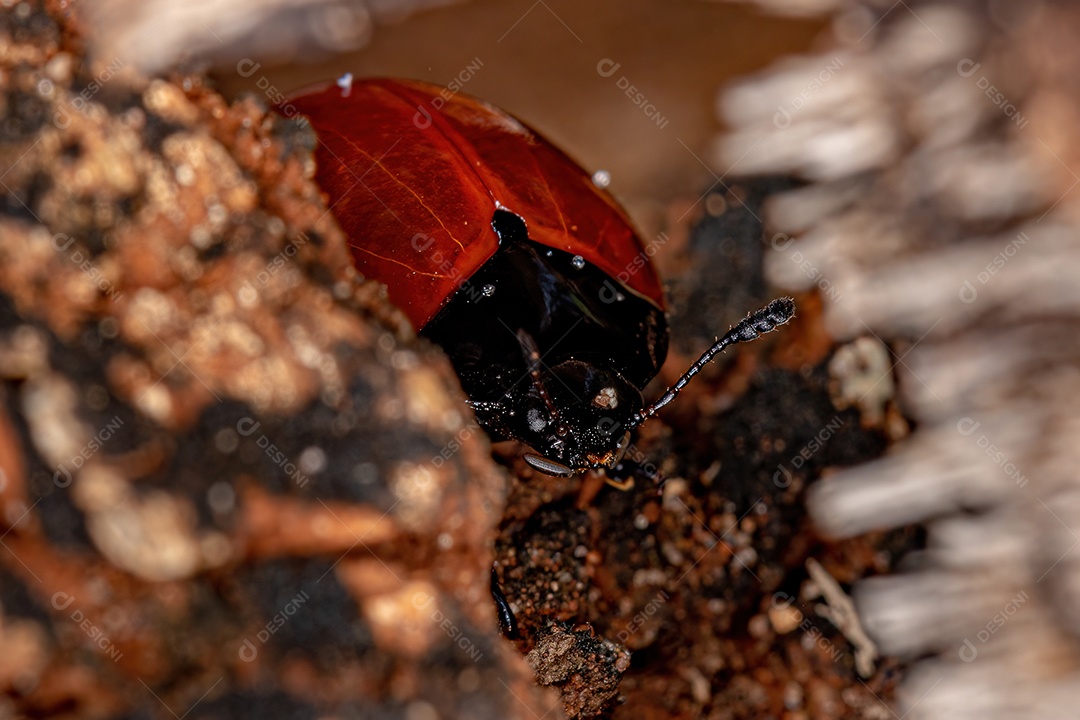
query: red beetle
288 78 793 476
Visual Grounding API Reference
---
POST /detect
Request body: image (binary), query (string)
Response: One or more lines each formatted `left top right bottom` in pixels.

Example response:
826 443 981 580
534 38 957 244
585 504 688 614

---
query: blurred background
4 0 1078 718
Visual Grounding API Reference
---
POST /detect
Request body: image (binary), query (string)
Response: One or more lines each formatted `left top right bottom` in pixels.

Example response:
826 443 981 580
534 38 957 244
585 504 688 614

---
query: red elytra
288 78 665 329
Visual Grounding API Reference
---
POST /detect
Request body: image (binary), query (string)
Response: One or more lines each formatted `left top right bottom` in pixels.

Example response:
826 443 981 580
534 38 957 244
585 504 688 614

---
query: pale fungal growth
721 0 1080 716
805 558 878 678
593 386 618 409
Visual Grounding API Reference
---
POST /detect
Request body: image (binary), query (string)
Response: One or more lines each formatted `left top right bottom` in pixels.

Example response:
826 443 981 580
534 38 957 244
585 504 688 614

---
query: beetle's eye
592 386 618 410
555 424 569 437
526 407 548 432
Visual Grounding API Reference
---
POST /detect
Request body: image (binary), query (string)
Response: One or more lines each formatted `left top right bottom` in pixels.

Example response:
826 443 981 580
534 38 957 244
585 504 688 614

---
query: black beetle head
515 359 642 476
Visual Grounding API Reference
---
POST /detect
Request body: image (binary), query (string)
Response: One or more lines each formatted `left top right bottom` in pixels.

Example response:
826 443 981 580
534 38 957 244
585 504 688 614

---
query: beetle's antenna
627 297 796 430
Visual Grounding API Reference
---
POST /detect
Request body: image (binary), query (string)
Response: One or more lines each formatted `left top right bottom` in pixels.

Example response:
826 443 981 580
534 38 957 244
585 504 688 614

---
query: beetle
490 567 518 638
287 78 794 477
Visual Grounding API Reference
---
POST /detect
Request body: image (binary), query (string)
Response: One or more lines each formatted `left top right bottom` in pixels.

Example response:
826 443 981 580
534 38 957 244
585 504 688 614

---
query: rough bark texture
0 3 552 718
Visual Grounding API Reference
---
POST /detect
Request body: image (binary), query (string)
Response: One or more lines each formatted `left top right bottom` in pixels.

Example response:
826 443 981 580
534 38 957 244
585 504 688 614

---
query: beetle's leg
603 458 662 493
514 329 563 428
490 567 518 638
604 475 635 492
600 459 637 491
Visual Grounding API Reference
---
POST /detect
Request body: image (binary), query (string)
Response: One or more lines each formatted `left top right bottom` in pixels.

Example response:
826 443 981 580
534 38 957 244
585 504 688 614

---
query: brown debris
526 622 631 719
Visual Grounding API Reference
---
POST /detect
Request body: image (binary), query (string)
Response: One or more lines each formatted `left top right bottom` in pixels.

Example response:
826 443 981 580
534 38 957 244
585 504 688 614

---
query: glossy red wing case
289 78 666 329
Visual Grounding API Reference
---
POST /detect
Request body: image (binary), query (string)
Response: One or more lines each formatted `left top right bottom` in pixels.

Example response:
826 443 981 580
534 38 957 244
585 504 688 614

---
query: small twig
806 557 879 678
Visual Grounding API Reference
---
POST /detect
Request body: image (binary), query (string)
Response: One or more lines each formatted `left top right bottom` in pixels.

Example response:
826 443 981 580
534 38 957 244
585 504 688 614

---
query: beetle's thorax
421 210 665 471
